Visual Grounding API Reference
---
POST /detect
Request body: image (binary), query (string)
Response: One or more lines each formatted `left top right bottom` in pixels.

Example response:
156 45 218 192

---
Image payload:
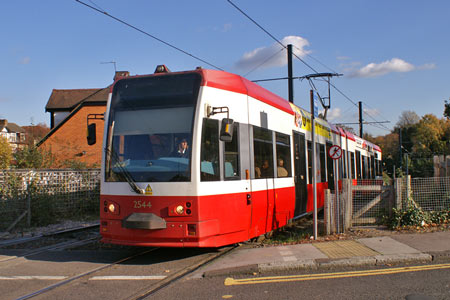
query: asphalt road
0 247 222 300
151 263 450 300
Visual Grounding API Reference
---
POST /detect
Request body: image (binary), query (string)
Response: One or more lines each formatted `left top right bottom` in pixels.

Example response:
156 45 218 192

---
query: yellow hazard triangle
145 184 153 195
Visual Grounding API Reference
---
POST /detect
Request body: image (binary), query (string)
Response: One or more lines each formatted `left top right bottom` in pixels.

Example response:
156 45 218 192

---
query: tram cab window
253 126 274 179
275 133 291 177
224 123 240 180
201 118 220 181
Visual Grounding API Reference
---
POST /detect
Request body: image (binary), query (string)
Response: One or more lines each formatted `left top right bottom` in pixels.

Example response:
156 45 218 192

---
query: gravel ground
0 219 99 240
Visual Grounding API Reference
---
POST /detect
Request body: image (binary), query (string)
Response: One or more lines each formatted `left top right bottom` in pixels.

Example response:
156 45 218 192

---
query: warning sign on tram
328 145 342 160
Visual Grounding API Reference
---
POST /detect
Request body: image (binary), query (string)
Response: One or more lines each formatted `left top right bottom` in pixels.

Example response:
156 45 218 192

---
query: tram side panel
195 86 253 246
246 94 296 238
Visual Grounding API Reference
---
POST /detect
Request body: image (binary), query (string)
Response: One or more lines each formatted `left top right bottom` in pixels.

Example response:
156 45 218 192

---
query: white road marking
279 250 293 256
89 275 167 280
282 256 298 262
0 276 67 280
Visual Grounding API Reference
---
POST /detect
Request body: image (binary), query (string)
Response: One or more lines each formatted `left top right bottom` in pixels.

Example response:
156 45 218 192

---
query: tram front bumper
122 213 167 230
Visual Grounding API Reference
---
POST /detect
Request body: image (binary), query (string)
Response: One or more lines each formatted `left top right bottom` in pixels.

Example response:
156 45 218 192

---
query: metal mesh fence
329 177 450 229
401 177 450 211
351 179 392 226
0 169 101 231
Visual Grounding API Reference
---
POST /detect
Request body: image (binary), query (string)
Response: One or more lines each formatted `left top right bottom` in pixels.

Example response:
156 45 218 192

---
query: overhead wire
227 0 319 74
243 47 285 77
75 0 224 71
227 0 392 133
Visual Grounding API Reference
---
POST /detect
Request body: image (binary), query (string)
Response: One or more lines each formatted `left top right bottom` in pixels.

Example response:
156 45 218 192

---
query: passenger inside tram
277 158 288 177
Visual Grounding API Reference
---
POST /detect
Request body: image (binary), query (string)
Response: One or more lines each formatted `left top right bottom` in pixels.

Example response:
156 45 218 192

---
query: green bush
386 206 450 229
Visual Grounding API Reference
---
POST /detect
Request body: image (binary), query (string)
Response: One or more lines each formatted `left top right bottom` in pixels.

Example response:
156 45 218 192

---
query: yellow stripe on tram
224 263 450 286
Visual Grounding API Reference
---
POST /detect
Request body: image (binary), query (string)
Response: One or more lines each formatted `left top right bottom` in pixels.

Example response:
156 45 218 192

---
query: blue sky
1 0 449 136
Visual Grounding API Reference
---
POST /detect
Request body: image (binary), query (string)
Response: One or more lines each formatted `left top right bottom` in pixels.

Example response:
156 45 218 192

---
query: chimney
114 71 130 82
0 119 7 128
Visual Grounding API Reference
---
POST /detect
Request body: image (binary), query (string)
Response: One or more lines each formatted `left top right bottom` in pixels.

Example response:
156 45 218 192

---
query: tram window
378 160 382 176
318 144 326 182
253 126 274 179
275 133 291 177
350 152 356 179
362 156 368 179
370 156 376 179
356 150 362 179
307 141 312 183
342 149 347 178
224 123 240 180
200 118 220 181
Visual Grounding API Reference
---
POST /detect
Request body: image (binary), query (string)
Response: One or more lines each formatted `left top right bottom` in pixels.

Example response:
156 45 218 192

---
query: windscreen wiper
105 147 144 194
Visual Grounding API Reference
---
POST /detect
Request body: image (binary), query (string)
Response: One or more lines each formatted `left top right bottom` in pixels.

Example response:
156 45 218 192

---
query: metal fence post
324 189 331 235
342 179 352 231
27 187 31 227
394 178 402 210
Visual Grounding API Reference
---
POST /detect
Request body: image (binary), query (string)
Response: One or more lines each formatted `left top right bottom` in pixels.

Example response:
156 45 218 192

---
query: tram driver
171 138 190 158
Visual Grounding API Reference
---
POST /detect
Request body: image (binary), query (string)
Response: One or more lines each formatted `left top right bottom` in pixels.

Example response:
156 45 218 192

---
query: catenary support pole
359 101 363 137
311 90 318 240
287 44 294 103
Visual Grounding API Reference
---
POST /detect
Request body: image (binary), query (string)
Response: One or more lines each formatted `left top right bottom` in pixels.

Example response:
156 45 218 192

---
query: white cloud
325 108 342 121
235 36 311 71
19 56 31 65
348 58 414 78
347 58 435 78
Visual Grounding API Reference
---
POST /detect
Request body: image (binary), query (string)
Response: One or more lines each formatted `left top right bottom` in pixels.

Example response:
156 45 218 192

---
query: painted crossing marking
0 275 168 281
0 276 67 280
224 263 450 286
90 275 167 280
279 249 297 262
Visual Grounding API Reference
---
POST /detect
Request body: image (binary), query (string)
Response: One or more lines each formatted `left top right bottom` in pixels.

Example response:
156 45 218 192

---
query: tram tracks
15 248 159 300
7 243 238 300
0 224 101 263
129 245 238 300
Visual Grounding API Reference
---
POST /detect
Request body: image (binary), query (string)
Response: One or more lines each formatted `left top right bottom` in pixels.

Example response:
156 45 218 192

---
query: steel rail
130 245 239 300
0 223 99 248
15 247 159 300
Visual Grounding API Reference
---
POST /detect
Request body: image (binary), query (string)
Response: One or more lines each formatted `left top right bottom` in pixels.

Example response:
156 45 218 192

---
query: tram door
293 132 307 216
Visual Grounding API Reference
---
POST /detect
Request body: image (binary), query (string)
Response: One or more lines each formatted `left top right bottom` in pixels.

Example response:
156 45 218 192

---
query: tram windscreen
105 73 201 182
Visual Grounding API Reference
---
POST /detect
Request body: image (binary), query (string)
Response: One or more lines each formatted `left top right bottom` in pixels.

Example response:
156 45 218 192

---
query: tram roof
199 69 294 115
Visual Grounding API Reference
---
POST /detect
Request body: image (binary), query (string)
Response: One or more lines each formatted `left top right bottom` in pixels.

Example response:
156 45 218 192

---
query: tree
0 137 12 169
412 114 447 155
408 114 450 177
444 99 450 119
395 111 420 128
369 132 399 177
13 146 54 169
22 123 50 146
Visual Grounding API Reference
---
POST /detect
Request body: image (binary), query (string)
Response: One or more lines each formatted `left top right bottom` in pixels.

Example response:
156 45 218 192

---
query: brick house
0 120 26 152
37 71 129 167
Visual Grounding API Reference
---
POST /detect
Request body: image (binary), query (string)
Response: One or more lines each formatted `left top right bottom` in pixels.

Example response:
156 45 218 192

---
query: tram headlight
108 203 116 213
104 200 120 215
175 205 184 215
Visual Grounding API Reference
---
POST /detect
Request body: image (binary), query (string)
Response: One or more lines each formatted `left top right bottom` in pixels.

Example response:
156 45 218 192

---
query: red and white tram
91 66 381 247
